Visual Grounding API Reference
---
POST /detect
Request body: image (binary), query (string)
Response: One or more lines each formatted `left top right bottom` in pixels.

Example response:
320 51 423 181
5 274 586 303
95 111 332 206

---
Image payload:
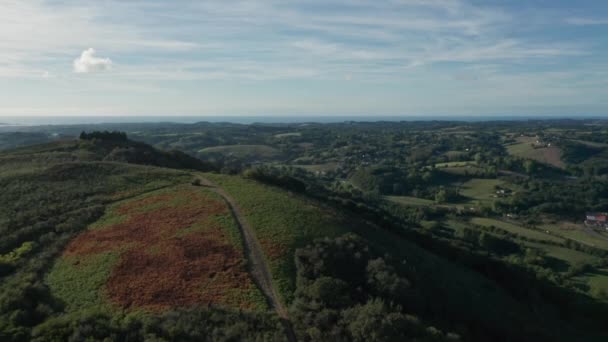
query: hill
0 135 286 341
2 126 608 341
201 174 608 341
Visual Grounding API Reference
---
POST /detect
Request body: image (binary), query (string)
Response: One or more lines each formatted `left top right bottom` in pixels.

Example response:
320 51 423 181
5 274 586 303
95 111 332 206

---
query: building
585 213 608 229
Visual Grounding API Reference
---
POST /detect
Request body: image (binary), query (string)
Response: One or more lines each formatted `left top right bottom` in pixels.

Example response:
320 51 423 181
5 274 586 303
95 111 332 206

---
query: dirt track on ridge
196 175 297 342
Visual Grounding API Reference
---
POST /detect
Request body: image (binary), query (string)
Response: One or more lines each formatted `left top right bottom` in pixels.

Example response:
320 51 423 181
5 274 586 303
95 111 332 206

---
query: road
196 176 297 342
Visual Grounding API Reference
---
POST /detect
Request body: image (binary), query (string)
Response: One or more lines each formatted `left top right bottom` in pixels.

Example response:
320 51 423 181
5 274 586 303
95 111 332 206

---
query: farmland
471 217 565 243
540 222 608 250
47 184 266 313
505 136 565 168
386 195 434 207
458 178 505 205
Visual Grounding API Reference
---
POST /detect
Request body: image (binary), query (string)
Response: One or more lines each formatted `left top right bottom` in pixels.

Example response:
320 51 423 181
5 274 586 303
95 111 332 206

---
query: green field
294 162 340 173
458 178 504 205
505 139 565 168
471 217 564 243
386 195 434 207
524 242 599 266
199 145 281 159
540 223 608 250
388 178 504 209
438 165 487 176
577 268 608 300
435 160 477 168
442 150 468 159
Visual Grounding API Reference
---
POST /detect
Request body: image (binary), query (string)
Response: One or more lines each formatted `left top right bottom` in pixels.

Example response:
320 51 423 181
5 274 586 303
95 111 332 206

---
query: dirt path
196 176 297 342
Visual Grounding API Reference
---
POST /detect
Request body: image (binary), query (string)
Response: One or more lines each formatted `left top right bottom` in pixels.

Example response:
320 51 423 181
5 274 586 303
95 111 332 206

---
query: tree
341 299 410 342
523 160 536 174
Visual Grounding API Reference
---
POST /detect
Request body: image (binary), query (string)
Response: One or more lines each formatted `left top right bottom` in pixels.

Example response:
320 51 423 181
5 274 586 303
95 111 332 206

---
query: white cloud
73 48 112 73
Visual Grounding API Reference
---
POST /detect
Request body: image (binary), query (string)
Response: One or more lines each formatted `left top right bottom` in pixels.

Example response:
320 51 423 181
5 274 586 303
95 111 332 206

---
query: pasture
386 195 434 207
457 178 504 205
505 137 565 168
471 217 565 243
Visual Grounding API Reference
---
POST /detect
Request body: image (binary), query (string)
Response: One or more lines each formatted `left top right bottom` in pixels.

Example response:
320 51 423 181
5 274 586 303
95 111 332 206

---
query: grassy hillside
0 137 287 341
203 173 606 341
204 173 347 302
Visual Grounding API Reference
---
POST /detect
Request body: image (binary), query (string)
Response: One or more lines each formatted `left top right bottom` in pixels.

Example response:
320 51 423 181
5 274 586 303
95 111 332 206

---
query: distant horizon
1 114 607 126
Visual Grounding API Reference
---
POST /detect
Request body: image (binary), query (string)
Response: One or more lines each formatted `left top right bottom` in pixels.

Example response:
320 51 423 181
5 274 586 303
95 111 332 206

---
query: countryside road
196 176 297 342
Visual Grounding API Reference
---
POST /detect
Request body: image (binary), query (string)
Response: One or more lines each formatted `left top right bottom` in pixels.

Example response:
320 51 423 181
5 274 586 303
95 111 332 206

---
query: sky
0 0 607 117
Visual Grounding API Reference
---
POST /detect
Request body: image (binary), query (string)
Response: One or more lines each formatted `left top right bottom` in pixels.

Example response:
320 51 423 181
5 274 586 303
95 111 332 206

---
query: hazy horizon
1 114 607 126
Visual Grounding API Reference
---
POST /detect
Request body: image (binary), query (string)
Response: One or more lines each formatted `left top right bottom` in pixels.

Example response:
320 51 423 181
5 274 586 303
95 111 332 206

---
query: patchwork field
46 184 266 314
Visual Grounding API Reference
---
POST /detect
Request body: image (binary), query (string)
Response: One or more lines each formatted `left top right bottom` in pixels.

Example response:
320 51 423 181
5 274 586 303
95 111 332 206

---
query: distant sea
0 115 604 126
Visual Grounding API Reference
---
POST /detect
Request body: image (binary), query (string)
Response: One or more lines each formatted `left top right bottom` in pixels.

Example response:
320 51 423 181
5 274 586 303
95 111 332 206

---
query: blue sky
0 0 607 116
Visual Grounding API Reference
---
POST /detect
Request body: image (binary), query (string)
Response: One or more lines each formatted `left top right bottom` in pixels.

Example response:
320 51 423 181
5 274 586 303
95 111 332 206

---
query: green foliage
46 252 119 313
291 234 457 341
31 307 285 342
80 130 127 142
204 173 347 302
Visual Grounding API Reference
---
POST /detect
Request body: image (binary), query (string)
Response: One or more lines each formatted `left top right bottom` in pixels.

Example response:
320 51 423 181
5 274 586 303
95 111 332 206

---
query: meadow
505 137 565 168
386 195 435 207
540 222 608 250
471 217 565 243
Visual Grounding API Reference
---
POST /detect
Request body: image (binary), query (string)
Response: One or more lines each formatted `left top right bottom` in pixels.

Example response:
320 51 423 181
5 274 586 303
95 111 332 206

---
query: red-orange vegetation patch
106 231 254 311
115 192 179 214
63 189 255 311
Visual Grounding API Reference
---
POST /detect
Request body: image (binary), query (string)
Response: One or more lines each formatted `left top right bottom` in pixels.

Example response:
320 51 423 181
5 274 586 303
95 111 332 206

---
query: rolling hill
1 132 608 341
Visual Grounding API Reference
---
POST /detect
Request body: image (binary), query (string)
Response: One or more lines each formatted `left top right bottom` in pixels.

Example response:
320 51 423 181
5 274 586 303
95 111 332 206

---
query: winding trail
196 175 297 342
